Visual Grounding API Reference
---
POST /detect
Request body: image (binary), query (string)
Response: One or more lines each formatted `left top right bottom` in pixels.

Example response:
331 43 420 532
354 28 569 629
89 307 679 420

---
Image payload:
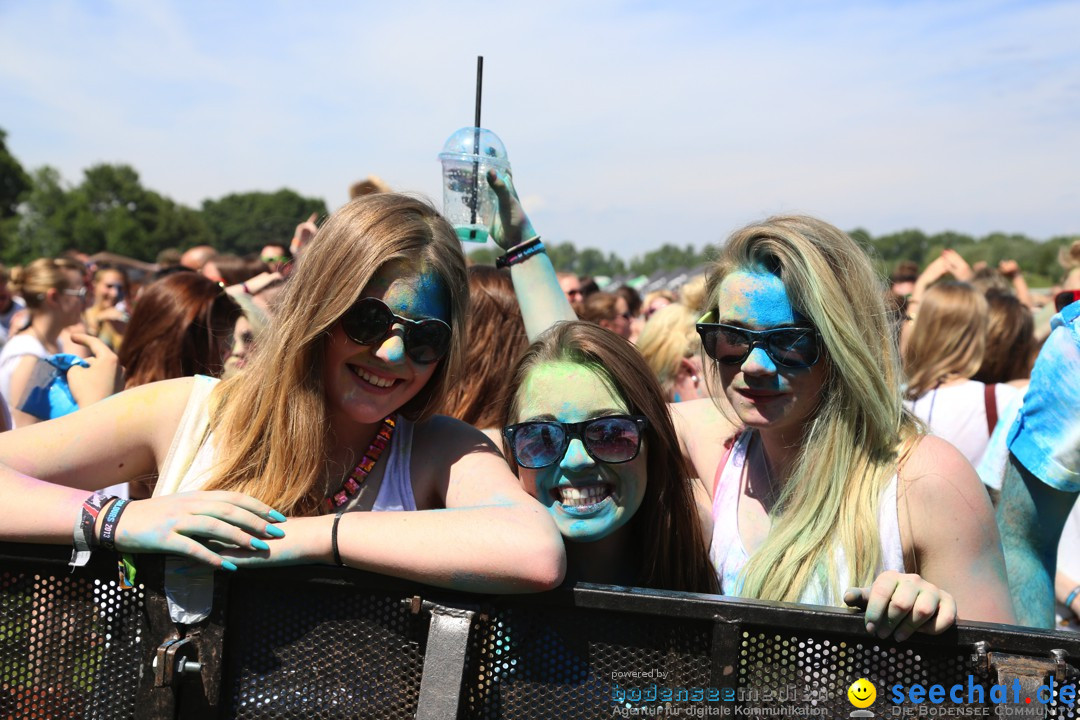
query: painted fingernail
265 524 286 538
221 560 238 572
251 538 270 551
268 510 287 523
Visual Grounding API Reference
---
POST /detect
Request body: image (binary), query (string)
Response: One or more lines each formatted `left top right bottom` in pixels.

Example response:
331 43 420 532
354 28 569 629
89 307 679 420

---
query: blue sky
1 0 1078 256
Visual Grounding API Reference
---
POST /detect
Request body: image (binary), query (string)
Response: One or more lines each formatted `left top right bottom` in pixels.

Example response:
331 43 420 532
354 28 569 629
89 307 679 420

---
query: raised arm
486 170 577 342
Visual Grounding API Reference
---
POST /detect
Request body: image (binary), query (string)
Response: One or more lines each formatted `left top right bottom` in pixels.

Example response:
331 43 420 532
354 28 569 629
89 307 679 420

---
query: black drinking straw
470 56 483 239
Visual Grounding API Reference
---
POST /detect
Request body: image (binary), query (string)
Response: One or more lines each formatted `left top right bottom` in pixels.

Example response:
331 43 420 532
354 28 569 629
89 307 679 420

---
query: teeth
353 366 395 388
558 485 612 507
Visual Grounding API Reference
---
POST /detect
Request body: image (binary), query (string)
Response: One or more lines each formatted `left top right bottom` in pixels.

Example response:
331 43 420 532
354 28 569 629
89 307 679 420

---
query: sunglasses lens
341 299 392 345
583 417 642 463
512 423 565 469
404 321 452 364
766 330 819 367
711 327 753 365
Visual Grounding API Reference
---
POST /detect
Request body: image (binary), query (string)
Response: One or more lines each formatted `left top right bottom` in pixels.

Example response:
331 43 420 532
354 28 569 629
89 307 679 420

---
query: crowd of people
0 172 1078 641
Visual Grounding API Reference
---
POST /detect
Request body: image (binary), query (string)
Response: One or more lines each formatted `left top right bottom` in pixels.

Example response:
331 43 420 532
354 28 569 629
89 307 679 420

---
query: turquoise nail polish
221 560 238 572
268 510 287 523
251 538 270 551
265 524 286 538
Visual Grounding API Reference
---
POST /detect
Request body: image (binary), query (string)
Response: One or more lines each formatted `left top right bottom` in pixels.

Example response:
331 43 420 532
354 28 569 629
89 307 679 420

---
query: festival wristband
98 498 131 551
496 237 544 269
70 491 116 568
1066 586 1080 610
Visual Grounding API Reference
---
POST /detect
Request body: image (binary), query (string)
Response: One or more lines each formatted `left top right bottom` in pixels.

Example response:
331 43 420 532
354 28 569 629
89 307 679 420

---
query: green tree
201 190 327 255
6 166 76 263
0 127 31 218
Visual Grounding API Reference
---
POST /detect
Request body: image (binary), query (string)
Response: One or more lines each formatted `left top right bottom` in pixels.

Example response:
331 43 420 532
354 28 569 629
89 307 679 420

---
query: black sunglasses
1055 290 1080 313
503 415 648 470
339 297 452 364
696 313 820 369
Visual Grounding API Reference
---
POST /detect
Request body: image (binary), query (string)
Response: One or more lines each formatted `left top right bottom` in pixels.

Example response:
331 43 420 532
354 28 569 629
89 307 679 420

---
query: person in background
890 260 920 299
0 263 27 346
636 302 708 403
615 285 644 343
556 271 584 314
223 293 269 379
443 266 528 444
84 266 130 350
973 289 1035 390
260 244 292 274
580 291 632 341
642 289 676 320
903 282 1020 468
181 245 218 273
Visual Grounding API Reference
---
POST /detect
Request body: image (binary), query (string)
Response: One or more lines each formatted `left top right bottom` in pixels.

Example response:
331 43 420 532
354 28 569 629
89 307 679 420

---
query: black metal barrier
3 542 1080 720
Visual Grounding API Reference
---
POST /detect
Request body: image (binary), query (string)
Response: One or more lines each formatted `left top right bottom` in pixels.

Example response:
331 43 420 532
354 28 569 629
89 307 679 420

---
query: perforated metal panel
221 577 429 719
0 558 148 720
461 604 713 719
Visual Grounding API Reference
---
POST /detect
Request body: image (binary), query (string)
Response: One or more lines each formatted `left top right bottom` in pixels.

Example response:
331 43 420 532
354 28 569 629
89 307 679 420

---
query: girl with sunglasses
491 177 1013 636
0 195 564 603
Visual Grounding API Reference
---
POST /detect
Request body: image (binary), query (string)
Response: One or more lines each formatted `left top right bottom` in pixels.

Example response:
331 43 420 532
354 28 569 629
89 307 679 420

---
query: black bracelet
70 491 116 568
495 237 544 269
98 498 131 551
331 512 345 567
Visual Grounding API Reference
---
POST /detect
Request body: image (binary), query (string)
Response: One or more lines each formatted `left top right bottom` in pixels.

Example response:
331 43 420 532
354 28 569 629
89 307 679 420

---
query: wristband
70 491 116 568
496 237 544 269
331 512 345 567
1066 586 1080 610
98 498 131 551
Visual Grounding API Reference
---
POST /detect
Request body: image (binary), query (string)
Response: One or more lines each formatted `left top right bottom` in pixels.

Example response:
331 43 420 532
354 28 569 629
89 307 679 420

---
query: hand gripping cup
438 127 511 243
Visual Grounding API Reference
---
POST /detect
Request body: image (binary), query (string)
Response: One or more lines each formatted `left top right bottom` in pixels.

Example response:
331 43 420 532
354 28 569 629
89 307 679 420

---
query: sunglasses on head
503 415 648 470
1055 290 1080 313
339 297 452 365
262 255 289 264
696 312 820 369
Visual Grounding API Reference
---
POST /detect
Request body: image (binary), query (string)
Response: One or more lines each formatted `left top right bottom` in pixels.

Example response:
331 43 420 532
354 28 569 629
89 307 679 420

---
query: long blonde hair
903 282 988 399
635 302 700 396
202 194 468 516
703 215 918 602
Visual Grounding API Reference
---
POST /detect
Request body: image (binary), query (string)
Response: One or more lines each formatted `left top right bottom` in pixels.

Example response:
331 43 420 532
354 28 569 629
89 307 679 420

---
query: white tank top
708 431 905 606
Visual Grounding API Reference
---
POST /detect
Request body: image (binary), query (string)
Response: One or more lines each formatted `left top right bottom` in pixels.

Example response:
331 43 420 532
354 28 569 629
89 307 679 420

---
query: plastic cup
438 127 511 243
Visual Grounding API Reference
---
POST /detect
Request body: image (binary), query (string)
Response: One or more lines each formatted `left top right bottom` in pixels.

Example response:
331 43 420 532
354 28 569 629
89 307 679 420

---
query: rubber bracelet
98 498 131 551
331 512 345 567
1066 586 1080 610
70 491 115 568
495 237 544 269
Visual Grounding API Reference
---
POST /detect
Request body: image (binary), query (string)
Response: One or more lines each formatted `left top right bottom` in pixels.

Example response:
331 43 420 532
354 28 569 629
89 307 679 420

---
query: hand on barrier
66 333 125 406
486 169 538 251
844 570 958 642
112 491 287 571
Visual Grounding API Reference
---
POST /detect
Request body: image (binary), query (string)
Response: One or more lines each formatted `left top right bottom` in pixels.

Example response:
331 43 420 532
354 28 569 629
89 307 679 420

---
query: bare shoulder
412 414 502 460
408 414 517 509
670 398 740 490
901 434 988 506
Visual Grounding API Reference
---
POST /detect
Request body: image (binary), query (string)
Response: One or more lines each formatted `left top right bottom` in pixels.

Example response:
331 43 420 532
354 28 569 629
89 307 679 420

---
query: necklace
325 415 397 512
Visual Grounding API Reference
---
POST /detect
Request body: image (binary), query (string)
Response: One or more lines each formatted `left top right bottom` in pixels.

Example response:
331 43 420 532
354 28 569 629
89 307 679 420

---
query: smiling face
847 678 876 708
513 360 647 543
713 268 826 435
94 270 125 308
322 259 449 429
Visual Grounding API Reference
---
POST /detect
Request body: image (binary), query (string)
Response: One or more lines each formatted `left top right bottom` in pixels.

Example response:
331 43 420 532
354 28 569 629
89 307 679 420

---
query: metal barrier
2 542 1079 720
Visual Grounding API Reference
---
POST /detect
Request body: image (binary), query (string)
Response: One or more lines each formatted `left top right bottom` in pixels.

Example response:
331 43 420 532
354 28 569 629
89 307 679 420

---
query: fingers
843 587 868 609
861 572 957 642
306 212 318 224
67 332 115 358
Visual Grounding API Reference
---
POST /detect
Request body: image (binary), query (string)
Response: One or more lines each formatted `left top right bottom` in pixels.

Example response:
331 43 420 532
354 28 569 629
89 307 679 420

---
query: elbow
511 528 567 592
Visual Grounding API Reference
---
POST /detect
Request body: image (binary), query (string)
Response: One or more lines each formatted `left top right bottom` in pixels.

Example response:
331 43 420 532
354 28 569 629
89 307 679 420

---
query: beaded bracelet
70 491 116 568
98 498 131 551
495 237 544 269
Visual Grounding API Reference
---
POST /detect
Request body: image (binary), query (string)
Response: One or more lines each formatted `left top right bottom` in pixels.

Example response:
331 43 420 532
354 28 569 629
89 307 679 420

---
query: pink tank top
708 431 905 606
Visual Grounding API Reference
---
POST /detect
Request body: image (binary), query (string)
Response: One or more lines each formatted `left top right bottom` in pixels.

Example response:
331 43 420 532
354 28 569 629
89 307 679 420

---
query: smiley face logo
848 678 877 708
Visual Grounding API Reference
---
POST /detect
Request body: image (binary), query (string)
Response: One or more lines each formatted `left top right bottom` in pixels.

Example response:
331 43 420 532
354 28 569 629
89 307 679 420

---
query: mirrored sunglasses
339 297 451 365
503 415 648 470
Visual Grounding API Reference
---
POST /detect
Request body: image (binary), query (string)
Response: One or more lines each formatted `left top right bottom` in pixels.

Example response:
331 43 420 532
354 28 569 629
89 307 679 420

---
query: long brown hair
202 194 468 516
500 321 718 594
973 289 1034 384
119 273 242 388
443 266 528 429
903 282 988 399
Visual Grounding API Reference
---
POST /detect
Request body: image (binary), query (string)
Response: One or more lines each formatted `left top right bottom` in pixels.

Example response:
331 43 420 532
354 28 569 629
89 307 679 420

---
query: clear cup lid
438 127 511 169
